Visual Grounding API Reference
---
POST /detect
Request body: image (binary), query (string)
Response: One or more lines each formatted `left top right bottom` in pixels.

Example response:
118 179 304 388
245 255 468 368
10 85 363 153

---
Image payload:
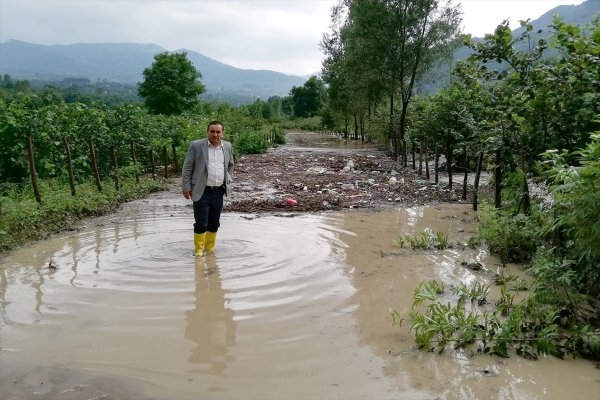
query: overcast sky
0 0 586 76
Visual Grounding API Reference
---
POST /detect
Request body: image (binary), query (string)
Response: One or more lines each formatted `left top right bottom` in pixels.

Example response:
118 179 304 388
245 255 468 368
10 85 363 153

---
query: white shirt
207 143 225 186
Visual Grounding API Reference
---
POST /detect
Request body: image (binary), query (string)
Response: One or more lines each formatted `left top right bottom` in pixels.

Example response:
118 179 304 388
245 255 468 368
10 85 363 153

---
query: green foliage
0 176 167 253
395 278 600 360
395 229 449 250
320 0 462 158
279 116 323 132
233 131 268 155
0 88 289 255
138 52 205 115
271 126 286 145
476 203 542 264
543 132 600 294
476 130 600 293
289 76 326 118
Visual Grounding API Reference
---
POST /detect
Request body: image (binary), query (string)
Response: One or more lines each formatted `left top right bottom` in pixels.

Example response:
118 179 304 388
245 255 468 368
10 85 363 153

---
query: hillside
420 0 600 93
0 40 306 104
0 0 597 103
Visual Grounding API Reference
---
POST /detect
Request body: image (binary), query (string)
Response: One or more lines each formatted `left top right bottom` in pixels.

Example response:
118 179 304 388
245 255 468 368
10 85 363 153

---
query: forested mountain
0 40 306 104
420 0 600 93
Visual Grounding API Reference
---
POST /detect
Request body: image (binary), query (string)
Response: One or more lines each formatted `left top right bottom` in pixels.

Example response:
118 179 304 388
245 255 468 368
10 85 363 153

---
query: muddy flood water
1 134 599 400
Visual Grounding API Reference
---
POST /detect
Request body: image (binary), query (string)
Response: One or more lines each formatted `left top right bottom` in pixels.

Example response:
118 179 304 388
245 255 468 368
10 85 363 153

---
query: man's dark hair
207 120 223 131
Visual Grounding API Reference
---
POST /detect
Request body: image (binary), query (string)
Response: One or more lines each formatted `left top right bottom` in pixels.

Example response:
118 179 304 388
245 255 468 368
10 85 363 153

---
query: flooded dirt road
1 133 599 400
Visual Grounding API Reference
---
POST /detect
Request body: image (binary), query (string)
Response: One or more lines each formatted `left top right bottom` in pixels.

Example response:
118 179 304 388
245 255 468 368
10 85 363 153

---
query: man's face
207 123 223 146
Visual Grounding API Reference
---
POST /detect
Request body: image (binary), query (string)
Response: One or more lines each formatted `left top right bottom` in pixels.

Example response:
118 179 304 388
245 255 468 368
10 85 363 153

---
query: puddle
1 133 598 399
1 198 598 400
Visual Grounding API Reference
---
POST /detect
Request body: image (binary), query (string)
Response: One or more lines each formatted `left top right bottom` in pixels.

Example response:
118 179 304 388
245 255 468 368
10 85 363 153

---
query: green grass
0 176 168 254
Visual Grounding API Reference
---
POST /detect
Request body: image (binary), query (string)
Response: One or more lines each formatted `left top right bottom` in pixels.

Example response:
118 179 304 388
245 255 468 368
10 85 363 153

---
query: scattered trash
266 195 278 205
286 198 298 206
342 160 355 172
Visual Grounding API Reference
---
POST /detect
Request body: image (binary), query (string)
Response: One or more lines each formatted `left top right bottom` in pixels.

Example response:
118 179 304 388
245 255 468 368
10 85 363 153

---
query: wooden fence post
149 149 156 180
111 147 119 190
162 145 169 179
27 136 42 204
130 142 139 184
63 136 76 196
425 137 430 180
89 138 102 192
473 151 484 211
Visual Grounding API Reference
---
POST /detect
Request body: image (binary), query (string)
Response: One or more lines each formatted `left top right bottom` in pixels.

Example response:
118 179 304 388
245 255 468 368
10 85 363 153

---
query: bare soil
223 146 469 213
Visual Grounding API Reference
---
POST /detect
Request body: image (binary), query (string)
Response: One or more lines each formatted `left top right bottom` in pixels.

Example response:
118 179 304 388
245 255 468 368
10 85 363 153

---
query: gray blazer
181 138 234 202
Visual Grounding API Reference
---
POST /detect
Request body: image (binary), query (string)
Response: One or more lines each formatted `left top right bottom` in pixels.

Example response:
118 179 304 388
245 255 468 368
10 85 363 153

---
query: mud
1 132 598 400
227 132 470 213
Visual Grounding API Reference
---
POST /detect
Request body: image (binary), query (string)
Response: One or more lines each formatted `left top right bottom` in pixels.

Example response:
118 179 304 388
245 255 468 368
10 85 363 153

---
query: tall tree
138 52 205 115
322 0 462 161
289 76 326 118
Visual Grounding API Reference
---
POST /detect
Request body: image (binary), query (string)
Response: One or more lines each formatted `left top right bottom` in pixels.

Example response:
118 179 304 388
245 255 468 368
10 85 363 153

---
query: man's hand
183 191 191 200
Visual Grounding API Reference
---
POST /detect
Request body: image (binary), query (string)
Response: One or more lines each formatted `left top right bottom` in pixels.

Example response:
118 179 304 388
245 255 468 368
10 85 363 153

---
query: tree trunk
63 136 76 196
435 149 439 185
27 136 42 204
418 140 423 175
89 138 102 192
446 129 453 190
360 114 365 141
150 149 156 180
424 138 429 181
162 145 169 179
473 150 484 211
462 144 468 201
494 150 502 209
130 142 139 184
399 99 409 166
344 117 349 139
111 147 120 190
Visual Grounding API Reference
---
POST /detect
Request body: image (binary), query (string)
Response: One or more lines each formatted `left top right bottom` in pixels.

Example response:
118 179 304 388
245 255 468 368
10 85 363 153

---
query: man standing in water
182 120 234 257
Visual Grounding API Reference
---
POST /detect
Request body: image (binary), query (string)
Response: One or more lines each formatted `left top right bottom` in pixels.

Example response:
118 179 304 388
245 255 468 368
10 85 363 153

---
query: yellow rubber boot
205 231 217 253
194 233 206 257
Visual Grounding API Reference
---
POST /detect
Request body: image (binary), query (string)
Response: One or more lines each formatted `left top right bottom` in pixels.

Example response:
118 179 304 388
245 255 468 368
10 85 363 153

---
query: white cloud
0 0 589 76
460 0 585 37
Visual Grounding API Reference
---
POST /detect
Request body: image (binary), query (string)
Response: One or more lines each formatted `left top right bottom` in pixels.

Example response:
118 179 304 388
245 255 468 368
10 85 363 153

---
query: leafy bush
0 176 167 253
394 278 600 360
476 204 544 264
233 131 268 155
395 229 449 250
543 131 600 295
279 116 322 131
270 126 286 144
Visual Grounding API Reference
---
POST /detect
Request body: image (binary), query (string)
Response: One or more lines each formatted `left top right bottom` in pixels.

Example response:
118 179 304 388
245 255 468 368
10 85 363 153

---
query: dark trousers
193 187 224 234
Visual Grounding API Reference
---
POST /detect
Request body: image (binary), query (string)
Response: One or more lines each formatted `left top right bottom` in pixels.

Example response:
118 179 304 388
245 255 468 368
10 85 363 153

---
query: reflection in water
339 205 600 400
185 257 236 375
0 198 598 400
